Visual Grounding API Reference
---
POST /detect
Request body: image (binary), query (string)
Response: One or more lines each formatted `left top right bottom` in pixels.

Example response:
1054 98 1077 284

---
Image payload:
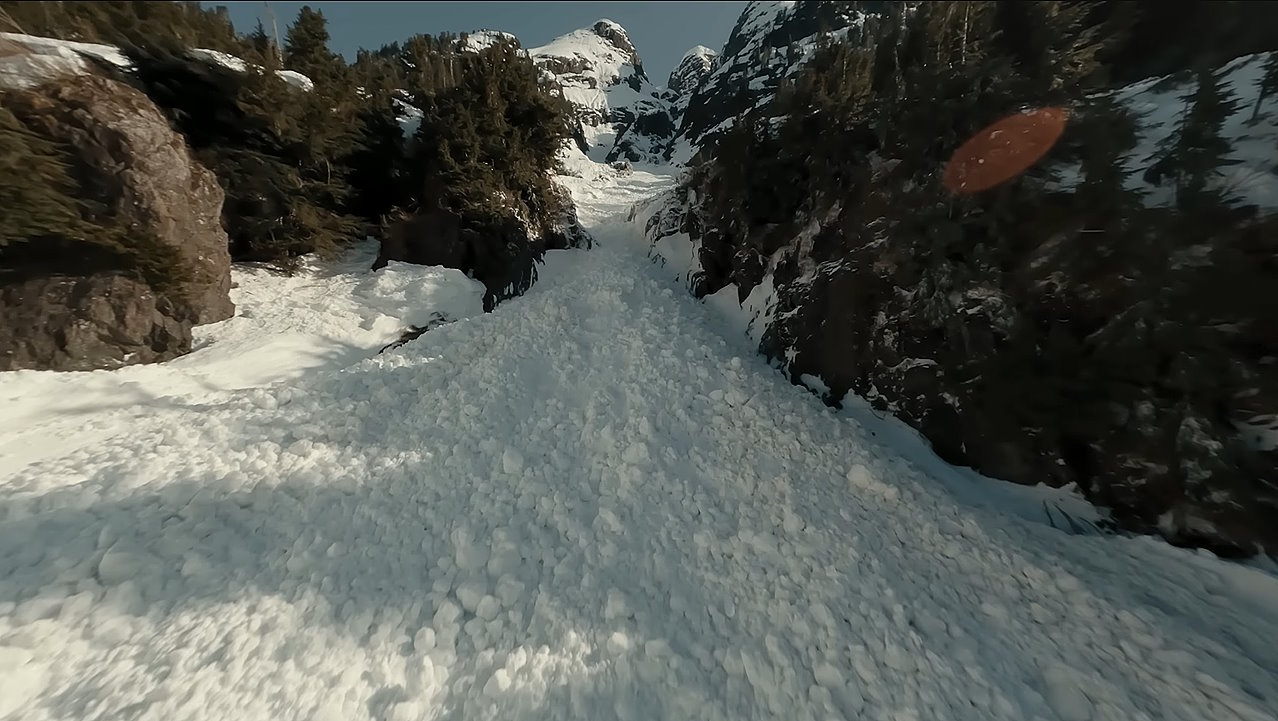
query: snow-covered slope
2 144 1278 721
530 20 673 164
0 32 314 91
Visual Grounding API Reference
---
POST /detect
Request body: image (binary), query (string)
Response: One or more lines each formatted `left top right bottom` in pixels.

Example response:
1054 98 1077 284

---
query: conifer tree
0 105 86 251
1148 63 1241 209
283 6 345 86
246 19 281 70
1251 51 1278 121
1073 92 1146 216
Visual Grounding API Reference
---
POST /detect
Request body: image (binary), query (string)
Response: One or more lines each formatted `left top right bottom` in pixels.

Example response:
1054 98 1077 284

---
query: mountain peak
588 19 639 67
592 19 628 38
680 45 717 62
530 19 645 84
669 45 717 95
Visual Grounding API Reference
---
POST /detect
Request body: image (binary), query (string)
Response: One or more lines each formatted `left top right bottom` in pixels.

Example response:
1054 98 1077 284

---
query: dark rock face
756 204 1278 558
649 176 1278 556
6 73 233 325
543 187 594 252
606 105 676 164
0 67 233 372
0 274 191 371
377 209 468 272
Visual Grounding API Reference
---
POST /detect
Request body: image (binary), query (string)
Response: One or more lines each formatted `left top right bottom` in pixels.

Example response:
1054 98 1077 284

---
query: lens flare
943 107 1069 194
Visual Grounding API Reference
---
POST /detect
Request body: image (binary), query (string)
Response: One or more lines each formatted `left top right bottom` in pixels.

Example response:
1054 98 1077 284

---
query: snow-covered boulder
1 66 233 370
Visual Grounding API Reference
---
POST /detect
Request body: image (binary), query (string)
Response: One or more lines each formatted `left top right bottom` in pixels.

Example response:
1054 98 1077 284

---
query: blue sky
209 2 746 84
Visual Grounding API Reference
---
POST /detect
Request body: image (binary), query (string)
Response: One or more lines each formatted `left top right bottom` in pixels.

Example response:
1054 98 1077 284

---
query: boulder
0 50 233 371
5 72 233 325
0 273 190 371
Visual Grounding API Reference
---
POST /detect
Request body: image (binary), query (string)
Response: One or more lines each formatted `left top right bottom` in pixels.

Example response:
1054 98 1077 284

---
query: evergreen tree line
1 2 573 292
684 0 1278 552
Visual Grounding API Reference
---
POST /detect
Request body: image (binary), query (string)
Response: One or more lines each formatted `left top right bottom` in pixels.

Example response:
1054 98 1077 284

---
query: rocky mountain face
635 0 1278 556
661 45 717 127
530 20 721 166
0 39 233 371
666 46 716 98
666 1 885 163
529 20 671 164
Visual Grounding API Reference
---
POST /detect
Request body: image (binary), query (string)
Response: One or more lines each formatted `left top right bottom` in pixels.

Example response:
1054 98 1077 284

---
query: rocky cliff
634 1 1278 556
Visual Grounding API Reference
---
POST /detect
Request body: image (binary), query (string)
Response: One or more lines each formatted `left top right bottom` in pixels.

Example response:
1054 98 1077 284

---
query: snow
703 276 778 347
681 45 717 65
530 24 634 90
532 21 668 164
0 244 483 470
3 154 1278 721
393 95 424 135
0 33 314 92
188 47 249 72
0 31 129 68
460 30 518 53
188 47 315 91
0 32 128 89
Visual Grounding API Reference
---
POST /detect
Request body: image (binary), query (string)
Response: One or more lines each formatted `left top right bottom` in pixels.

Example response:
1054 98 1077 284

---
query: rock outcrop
0 274 191 371
0 41 233 371
667 46 716 97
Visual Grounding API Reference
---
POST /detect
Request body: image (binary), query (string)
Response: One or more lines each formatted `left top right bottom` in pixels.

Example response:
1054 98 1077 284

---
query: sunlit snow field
1 145 1276 721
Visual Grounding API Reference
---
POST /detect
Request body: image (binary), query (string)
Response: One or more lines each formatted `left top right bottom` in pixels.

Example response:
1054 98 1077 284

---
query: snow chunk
0 32 127 88
502 447 525 475
189 47 315 91
356 261 486 334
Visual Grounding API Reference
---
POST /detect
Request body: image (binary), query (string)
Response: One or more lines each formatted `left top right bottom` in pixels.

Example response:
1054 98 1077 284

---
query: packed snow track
1 163 1276 721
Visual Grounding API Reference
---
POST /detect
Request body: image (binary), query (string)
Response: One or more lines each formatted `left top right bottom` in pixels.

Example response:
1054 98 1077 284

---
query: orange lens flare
942 107 1069 194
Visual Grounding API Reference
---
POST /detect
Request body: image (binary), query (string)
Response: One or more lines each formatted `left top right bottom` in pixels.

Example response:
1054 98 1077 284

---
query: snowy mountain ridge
529 19 672 164
667 45 717 95
663 45 718 119
667 1 879 163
